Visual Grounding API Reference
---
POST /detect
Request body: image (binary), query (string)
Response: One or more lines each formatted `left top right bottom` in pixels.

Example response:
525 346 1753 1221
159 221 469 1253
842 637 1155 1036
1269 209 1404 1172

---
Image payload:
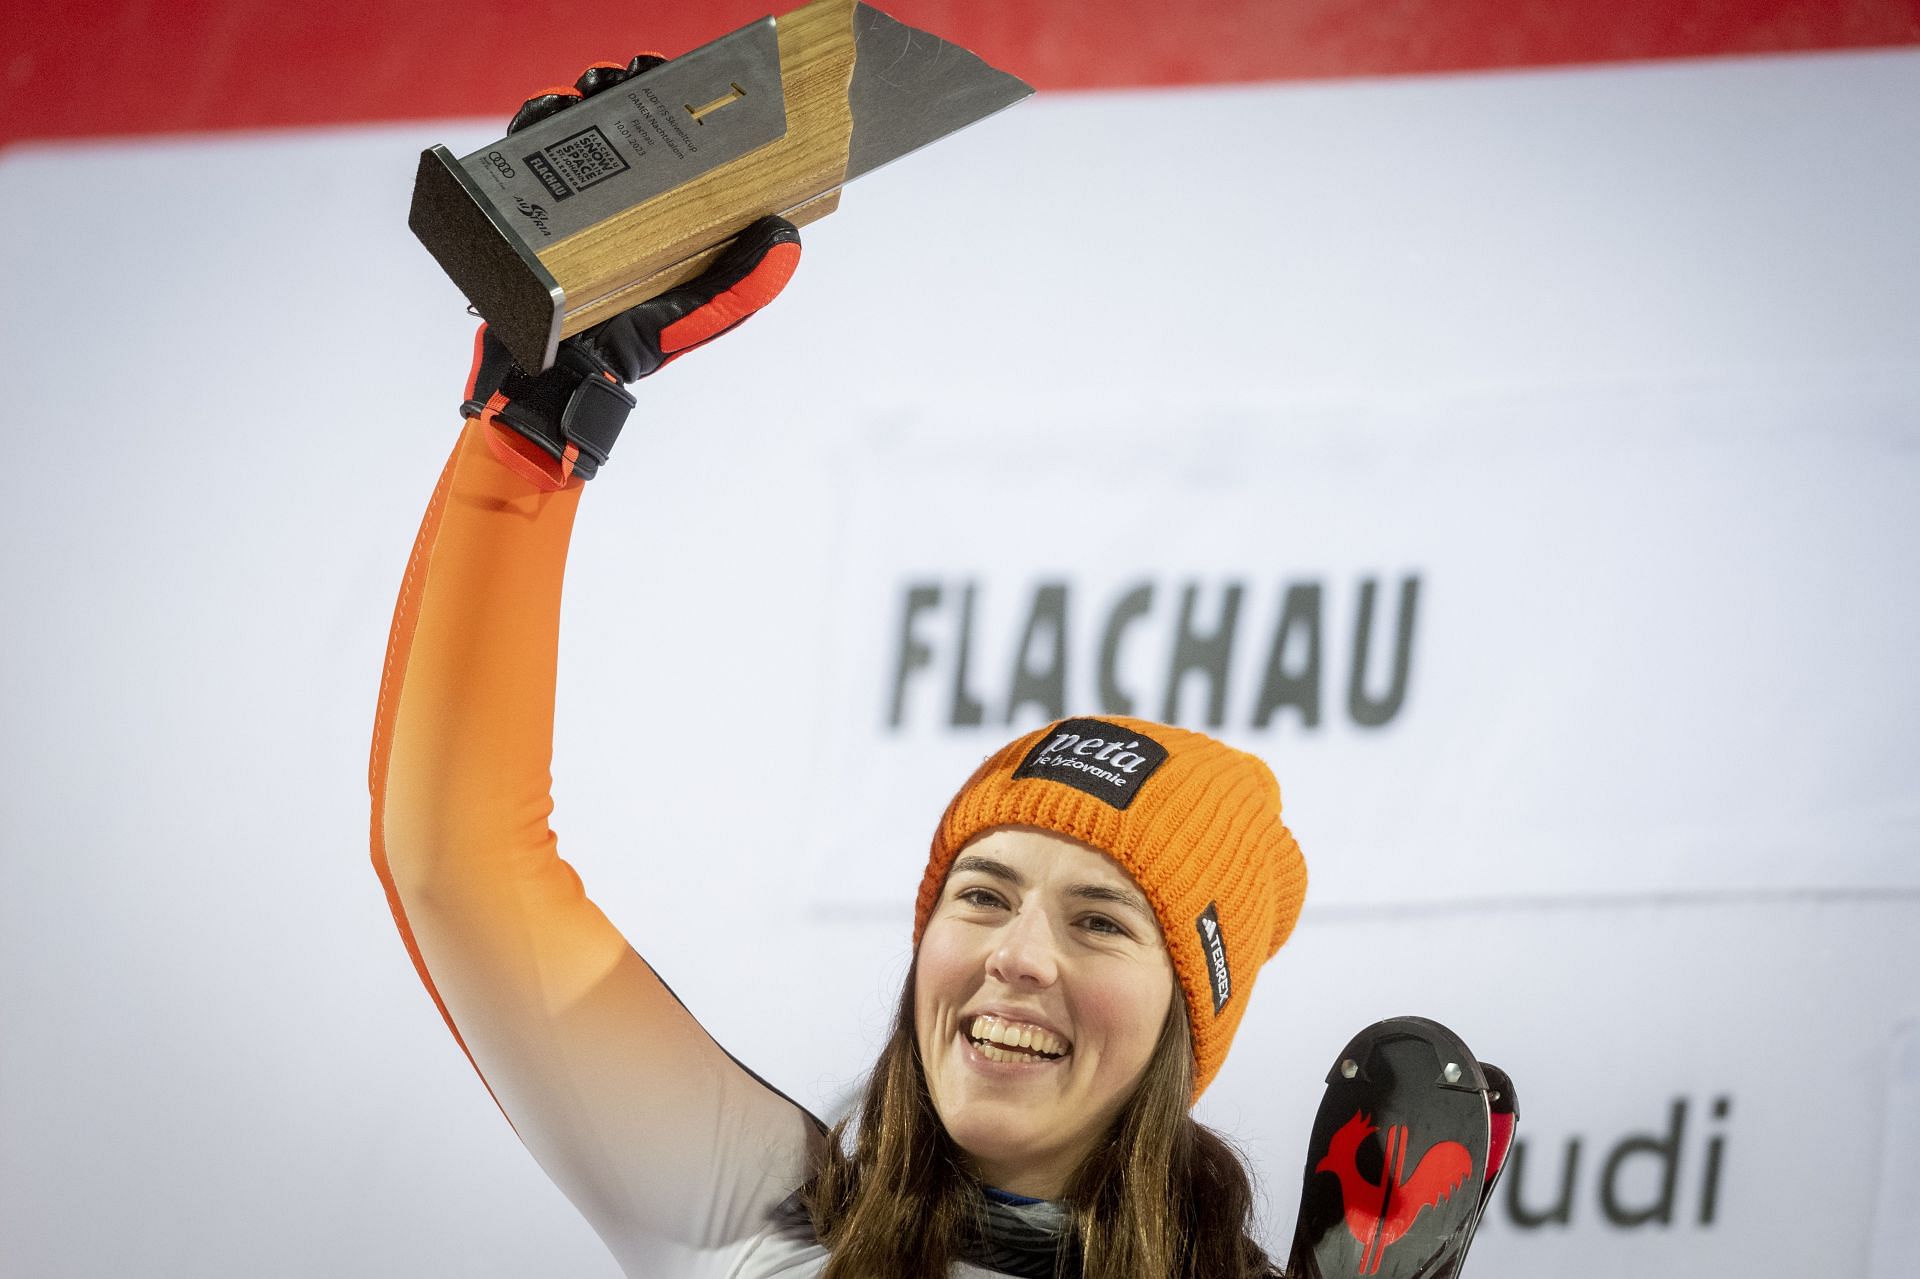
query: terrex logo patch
1195 902 1231 1014
1011 718 1168 810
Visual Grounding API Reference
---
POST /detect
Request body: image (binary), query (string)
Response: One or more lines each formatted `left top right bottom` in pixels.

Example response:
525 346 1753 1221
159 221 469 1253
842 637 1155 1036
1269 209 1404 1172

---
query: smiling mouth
967 1013 1071 1063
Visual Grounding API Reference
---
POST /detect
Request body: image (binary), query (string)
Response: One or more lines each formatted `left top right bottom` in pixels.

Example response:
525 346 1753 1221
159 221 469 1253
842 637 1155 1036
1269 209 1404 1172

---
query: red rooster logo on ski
1316 1109 1474 1275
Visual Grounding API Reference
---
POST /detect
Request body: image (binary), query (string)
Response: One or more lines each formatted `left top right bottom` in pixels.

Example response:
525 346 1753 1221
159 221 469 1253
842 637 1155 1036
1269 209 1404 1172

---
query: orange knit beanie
912 716 1307 1098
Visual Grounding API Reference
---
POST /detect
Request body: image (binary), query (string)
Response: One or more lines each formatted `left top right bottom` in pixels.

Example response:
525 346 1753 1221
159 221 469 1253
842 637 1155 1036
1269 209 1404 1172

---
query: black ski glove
460 56 802 489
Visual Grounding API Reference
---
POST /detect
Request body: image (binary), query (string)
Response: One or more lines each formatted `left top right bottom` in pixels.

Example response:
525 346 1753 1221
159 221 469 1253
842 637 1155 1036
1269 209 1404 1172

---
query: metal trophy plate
409 0 1032 370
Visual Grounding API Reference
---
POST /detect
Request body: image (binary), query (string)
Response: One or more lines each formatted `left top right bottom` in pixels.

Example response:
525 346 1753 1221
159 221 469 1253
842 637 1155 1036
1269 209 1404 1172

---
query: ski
1287 1016 1510 1279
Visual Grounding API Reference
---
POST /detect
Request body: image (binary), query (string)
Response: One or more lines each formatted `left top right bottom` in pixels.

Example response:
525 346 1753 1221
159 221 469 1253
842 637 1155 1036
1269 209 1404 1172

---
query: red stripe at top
4 0 1916 147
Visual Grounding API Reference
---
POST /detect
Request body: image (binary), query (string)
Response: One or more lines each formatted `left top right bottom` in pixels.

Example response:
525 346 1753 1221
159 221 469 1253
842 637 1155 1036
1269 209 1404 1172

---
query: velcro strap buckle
560 373 637 470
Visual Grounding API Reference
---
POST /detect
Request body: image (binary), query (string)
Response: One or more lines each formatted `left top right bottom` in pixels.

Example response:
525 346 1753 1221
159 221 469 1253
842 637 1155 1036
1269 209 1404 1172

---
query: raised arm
369 64 817 1272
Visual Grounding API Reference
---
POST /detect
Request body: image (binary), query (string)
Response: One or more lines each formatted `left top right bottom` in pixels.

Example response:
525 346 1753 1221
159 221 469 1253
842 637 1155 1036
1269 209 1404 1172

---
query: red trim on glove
658 240 802 356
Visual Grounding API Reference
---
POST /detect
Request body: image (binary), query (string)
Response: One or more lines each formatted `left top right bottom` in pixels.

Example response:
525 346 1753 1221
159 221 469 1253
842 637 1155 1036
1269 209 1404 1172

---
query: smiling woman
369 54 1306 1279
801 725 1307 1277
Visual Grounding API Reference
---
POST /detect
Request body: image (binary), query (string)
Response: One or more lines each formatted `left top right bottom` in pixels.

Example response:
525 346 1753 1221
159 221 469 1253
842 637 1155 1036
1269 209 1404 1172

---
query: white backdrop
3 46 1918 1278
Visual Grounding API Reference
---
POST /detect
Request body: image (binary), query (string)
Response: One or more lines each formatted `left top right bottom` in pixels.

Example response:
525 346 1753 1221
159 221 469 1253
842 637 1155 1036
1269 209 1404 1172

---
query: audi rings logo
487 150 516 179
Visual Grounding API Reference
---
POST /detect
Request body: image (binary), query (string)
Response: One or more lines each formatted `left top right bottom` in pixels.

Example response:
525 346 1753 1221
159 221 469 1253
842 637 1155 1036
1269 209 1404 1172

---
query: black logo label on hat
1196 903 1231 1014
1012 718 1169 810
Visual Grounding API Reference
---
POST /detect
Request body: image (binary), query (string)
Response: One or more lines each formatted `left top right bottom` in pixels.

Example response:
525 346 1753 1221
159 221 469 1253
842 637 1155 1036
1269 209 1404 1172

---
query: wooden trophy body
413 0 867 370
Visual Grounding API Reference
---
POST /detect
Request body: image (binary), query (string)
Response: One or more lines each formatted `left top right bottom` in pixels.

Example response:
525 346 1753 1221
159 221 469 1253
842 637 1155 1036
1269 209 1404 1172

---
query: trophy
409 0 1032 370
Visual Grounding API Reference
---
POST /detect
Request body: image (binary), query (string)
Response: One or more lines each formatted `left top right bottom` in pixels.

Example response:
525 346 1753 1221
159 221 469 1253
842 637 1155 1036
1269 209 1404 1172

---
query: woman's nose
985 906 1059 988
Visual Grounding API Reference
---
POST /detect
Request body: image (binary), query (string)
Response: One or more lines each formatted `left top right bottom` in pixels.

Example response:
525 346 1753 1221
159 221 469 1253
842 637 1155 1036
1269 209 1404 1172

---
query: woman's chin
937 1094 1080 1192
954 1137 1068 1196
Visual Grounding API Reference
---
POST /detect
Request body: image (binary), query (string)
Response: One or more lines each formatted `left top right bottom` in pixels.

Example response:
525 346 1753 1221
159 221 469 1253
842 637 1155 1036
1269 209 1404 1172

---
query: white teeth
967 1014 1068 1059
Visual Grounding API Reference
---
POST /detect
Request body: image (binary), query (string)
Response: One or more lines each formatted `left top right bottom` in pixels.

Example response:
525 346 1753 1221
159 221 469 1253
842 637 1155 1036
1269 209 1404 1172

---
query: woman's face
914 826 1177 1199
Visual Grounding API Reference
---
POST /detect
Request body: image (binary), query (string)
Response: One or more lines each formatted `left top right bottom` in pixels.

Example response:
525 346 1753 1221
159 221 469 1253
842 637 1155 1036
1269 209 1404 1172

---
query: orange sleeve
368 420 824 1274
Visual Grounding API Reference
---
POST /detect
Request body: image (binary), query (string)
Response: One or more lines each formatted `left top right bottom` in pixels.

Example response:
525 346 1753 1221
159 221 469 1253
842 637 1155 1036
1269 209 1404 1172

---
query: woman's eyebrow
1067 883 1152 918
950 856 1152 919
951 854 1023 885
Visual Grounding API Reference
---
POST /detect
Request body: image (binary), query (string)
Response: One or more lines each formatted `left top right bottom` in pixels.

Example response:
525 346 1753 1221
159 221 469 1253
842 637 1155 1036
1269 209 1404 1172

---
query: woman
806 728 1306 1277
370 61 1305 1279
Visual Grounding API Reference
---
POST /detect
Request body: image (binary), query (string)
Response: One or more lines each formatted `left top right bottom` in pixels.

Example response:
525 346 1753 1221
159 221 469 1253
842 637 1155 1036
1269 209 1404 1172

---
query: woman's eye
1078 914 1127 938
957 886 1006 910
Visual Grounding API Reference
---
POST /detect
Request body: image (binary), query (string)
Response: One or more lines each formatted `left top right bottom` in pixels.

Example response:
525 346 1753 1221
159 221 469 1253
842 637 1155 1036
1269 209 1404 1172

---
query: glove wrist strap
461 354 636 486
554 360 636 471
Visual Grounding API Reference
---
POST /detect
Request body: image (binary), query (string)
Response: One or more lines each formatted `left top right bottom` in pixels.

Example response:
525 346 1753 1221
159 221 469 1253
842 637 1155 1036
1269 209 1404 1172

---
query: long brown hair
800 966 1276 1278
